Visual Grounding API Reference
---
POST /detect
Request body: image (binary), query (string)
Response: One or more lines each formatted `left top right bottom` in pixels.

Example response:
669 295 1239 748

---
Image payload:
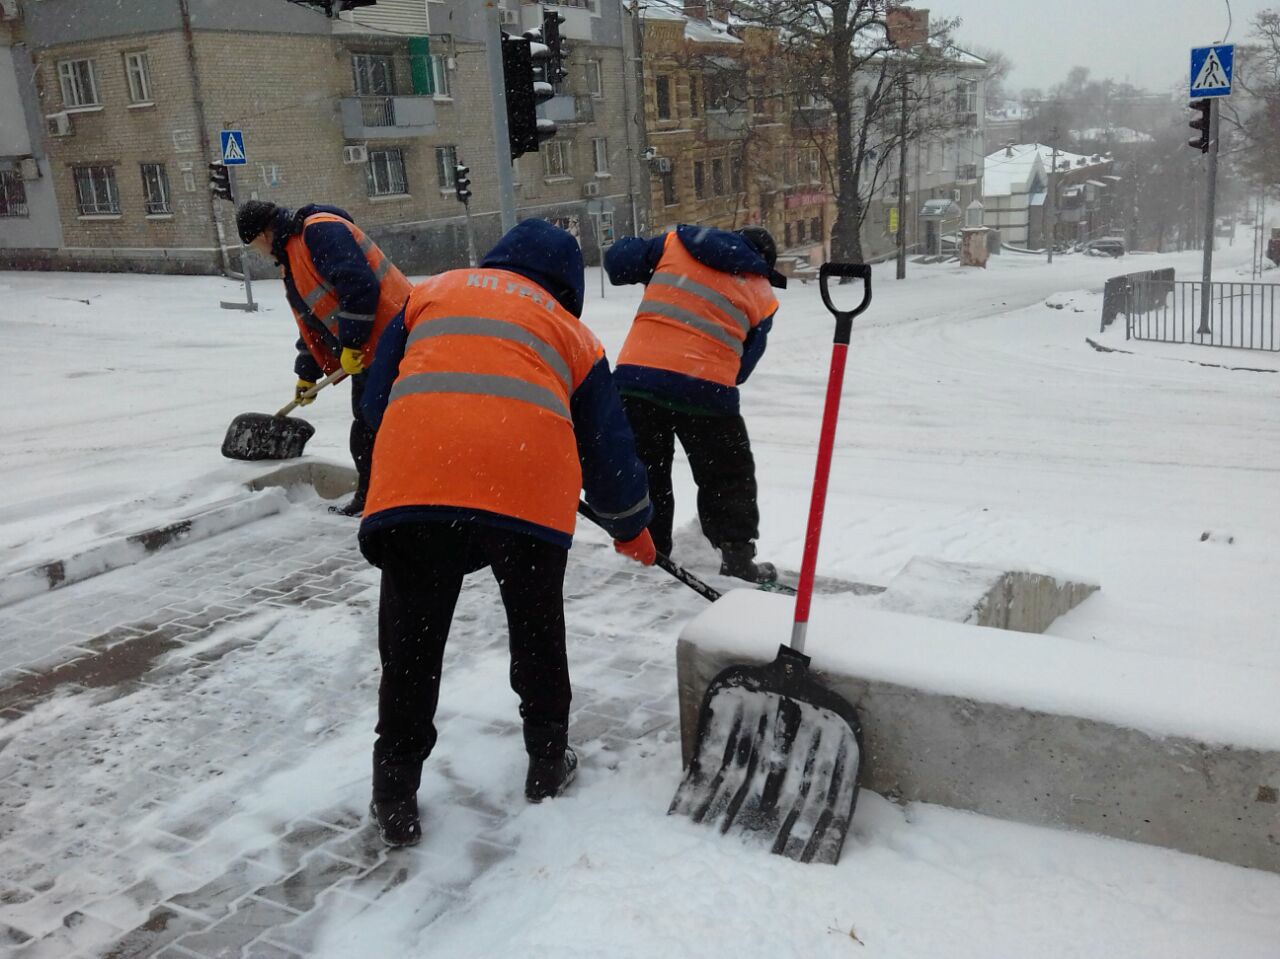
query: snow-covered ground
2 244 1280 957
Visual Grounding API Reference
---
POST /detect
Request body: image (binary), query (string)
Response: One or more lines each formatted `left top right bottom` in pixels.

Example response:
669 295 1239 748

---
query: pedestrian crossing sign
220 129 248 165
1190 45 1233 98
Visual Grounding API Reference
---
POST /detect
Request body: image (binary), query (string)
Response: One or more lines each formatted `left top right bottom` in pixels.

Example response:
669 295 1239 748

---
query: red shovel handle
791 264 872 653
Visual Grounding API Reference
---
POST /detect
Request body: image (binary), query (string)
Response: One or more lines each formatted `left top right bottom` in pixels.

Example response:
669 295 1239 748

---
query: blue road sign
1190 44 1233 98
220 129 247 165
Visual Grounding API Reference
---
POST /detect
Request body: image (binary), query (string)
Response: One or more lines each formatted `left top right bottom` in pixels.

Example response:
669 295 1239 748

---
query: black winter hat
236 200 278 244
737 226 778 267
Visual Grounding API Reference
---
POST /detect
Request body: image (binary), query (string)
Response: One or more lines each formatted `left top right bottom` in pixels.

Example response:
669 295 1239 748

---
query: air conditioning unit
19 157 40 180
47 112 72 137
583 181 600 197
343 144 368 164
652 156 672 174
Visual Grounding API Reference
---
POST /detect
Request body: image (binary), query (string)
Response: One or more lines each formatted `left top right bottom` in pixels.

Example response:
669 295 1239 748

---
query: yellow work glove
340 346 365 376
294 379 317 407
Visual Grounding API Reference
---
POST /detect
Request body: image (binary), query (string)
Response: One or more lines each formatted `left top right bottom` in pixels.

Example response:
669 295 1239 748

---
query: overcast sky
931 0 1270 96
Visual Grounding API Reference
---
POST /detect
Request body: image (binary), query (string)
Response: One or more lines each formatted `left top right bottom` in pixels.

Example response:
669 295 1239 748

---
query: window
58 59 99 109
140 163 171 215
693 160 705 199
784 221 792 246
752 79 766 114
73 165 119 215
585 60 602 98
123 52 153 104
810 216 822 241
661 167 677 206
592 138 609 175
0 170 28 217
796 219 806 242
430 54 451 97
655 75 671 120
711 158 724 196
730 155 743 193
435 145 458 189
594 210 615 245
352 53 395 95
543 140 572 178
955 78 978 115
689 75 699 118
366 148 408 197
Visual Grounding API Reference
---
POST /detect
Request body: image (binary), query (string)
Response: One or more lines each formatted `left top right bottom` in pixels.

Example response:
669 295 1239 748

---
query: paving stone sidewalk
0 505 695 958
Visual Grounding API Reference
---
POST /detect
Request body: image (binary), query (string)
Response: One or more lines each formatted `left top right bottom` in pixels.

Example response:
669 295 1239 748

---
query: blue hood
481 218 586 317
269 204 356 262
676 224 787 289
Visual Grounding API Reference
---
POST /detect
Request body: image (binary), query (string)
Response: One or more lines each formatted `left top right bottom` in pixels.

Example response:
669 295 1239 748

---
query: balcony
956 163 979 183
540 94 594 125
340 96 437 139
706 108 750 141
791 107 832 134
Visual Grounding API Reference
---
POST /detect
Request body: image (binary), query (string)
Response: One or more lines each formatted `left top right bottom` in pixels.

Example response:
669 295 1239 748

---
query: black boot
525 746 578 803
369 796 421 848
329 493 365 517
719 542 778 584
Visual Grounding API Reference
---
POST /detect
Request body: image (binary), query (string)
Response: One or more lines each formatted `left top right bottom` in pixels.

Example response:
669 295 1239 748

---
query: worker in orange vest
237 201 411 516
357 219 655 847
605 225 786 583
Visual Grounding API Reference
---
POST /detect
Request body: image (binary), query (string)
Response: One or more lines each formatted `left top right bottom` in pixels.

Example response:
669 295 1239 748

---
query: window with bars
543 140 572 178
0 171 28 217
141 163 171 215
592 138 609 175
124 52 152 104
352 53 395 95
73 165 119 215
435 145 458 189
58 59 99 108
366 148 408 196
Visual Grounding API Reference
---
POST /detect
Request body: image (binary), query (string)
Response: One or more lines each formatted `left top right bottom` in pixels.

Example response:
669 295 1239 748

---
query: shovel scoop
669 262 873 865
221 371 346 462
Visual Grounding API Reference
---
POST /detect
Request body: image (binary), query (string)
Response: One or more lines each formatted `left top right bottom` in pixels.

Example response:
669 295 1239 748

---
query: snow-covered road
2 246 1279 957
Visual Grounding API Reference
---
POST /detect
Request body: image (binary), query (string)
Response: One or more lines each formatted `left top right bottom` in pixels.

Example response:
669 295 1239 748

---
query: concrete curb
0 462 357 610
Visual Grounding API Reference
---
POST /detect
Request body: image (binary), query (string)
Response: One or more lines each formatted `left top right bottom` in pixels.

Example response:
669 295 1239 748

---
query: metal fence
1126 278 1280 352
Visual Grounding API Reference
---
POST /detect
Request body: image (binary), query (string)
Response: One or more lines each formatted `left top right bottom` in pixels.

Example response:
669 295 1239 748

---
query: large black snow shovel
220 370 347 461
668 262 872 865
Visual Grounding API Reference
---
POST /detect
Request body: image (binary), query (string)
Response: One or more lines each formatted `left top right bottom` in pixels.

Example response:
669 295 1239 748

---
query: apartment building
1 4 62 251
0 0 644 274
636 1 837 271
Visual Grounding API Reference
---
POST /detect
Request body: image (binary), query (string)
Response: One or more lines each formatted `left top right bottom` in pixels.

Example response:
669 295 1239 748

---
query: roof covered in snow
1072 126 1156 145
983 143 1111 198
640 0 744 44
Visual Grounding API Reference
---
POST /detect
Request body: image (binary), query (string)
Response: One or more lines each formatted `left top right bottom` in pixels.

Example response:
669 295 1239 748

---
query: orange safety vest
364 268 605 538
616 232 779 387
284 213 411 374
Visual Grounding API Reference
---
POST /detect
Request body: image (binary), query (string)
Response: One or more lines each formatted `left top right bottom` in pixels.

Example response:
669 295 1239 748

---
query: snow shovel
220 370 347 461
577 501 724 602
668 262 872 866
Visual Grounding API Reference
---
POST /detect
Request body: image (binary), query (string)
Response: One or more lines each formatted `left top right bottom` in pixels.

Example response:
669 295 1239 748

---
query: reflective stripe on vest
635 299 744 356
388 371 572 421
648 273 751 334
300 231 392 333
406 316 573 393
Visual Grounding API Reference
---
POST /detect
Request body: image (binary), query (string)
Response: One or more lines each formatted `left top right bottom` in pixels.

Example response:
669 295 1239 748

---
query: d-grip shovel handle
818 263 873 345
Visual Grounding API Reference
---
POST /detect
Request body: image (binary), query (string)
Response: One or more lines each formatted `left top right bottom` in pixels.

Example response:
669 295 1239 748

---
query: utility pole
1197 99 1220 335
896 72 908 279
1046 131 1058 264
484 4 518 233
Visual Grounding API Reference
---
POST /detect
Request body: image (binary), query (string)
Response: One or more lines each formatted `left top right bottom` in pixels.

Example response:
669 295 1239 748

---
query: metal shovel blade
220 412 316 461
669 645 862 865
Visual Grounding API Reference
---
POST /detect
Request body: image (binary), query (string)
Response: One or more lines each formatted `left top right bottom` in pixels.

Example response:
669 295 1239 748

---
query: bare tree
1230 10 1280 195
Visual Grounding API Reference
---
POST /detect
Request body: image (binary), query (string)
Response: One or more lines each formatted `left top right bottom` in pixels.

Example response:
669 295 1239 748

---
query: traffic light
542 11 569 87
1188 98 1211 153
453 162 472 204
208 162 232 202
501 31 557 159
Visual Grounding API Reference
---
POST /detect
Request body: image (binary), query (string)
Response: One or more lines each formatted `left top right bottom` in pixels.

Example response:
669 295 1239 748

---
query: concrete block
676 590 1280 873
877 556 1099 633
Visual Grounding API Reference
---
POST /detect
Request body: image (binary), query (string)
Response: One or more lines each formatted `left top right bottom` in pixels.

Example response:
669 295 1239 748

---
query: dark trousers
368 521 570 801
620 395 760 557
349 373 375 503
